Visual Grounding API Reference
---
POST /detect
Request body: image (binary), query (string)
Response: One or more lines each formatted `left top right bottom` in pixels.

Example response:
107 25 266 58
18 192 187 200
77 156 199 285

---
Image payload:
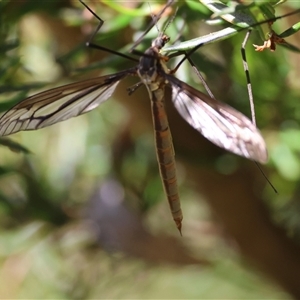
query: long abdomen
151 89 183 233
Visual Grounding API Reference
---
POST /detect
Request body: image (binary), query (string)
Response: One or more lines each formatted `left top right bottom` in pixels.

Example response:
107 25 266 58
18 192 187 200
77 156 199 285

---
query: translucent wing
0 69 135 136
167 75 268 163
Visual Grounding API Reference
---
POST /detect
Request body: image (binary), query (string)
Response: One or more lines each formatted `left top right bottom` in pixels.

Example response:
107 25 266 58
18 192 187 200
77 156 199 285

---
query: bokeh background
1 0 300 298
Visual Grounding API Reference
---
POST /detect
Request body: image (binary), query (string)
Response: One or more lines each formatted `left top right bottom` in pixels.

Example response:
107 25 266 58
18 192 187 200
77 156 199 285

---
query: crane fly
0 3 268 233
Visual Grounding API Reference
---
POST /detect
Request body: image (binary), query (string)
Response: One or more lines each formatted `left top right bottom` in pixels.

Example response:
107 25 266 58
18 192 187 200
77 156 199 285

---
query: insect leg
79 0 138 62
241 30 256 126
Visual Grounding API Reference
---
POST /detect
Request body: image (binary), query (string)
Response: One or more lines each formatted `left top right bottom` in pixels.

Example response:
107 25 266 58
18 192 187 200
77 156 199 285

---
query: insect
0 1 268 233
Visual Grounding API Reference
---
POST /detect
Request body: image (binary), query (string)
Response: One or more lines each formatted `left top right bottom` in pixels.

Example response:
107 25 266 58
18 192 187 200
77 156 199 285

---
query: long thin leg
79 0 138 62
241 30 277 193
241 29 256 126
186 55 216 100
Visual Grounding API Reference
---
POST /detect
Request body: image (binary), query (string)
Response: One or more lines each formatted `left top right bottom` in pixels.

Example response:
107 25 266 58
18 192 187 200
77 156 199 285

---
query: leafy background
0 0 300 298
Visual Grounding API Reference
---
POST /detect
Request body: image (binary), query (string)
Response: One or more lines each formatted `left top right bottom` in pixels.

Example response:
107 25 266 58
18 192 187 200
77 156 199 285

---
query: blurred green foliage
0 0 299 298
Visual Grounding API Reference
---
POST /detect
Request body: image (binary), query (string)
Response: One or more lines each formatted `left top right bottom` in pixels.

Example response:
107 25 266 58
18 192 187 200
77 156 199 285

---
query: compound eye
162 34 170 44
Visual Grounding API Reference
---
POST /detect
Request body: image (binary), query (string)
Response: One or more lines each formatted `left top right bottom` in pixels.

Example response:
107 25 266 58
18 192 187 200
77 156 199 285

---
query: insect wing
0 70 133 136
168 76 268 163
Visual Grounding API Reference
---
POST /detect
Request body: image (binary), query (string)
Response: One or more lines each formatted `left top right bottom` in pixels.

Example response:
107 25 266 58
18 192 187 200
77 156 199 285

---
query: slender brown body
137 35 183 232
151 89 182 232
